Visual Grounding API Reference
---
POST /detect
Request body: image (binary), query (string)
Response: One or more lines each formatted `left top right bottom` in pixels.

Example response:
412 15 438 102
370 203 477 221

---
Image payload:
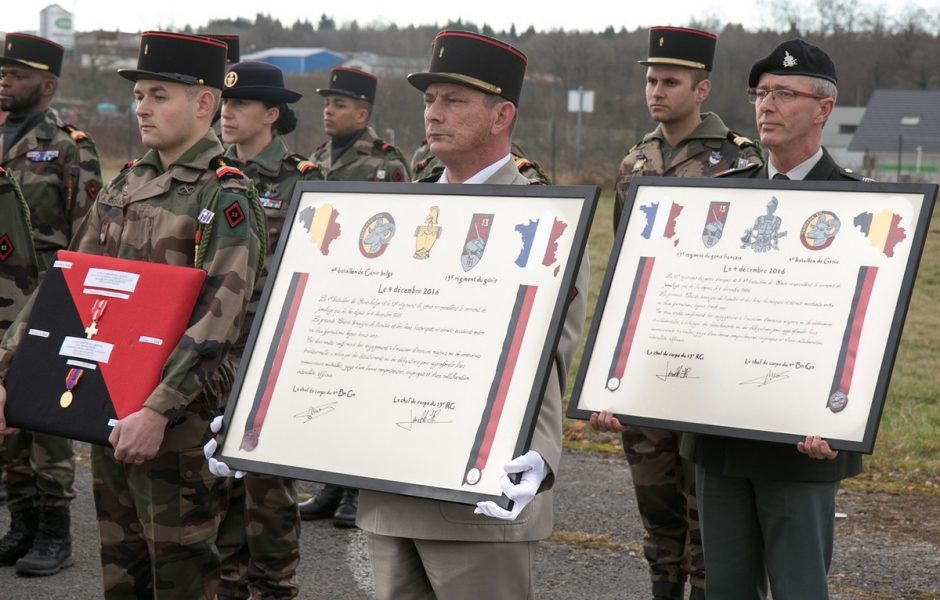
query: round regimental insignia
465 468 481 485
828 391 848 413
800 210 841 251
359 212 396 258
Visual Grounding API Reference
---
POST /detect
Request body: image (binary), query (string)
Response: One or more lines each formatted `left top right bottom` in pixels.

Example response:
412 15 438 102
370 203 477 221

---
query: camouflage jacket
0 167 39 335
312 126 410 182
613 112 762 228
224 134 324 356
412 139 552 184
0 108 102 272
0 130 263 425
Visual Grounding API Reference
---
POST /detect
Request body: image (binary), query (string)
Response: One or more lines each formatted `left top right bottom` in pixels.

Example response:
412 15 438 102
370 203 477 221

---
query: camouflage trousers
622 425 704 592
1 429 75 511
216 473 300 599
91 444 227 600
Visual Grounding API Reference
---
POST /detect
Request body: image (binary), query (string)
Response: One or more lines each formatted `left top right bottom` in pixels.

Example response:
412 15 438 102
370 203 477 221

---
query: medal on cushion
60 299 108 408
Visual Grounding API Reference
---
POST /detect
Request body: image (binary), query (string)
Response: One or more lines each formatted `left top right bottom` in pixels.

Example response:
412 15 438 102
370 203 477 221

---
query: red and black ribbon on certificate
241 272 309 451
827 265 878 412
462 284 538 486
606 256 656 392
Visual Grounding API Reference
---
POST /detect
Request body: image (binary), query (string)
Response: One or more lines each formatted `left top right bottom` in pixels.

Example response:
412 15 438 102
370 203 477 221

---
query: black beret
206 34 240 64
118 31 228 89
0 32 64 77
407 30 527 106
749 39 837 87
317 67 378 104
222 61 301 103
639 26 717 72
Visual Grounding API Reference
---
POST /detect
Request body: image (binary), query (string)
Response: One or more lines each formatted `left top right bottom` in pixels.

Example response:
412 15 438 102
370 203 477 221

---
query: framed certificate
217 181 597 506
567 177 936 453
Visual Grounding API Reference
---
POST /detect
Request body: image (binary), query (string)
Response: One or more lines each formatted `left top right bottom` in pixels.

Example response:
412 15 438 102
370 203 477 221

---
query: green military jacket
0 108 102 272
224 134 324 356
0 166 40 334
613 112 762 228
313 126 409 182
0 130 263 432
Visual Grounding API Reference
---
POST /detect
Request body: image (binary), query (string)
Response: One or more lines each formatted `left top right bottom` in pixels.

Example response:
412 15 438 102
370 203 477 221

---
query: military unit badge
359 212 396 258
0 233 13 262
702 201 730 248
414 206 442 260
460 213 494 272
741 197 786 252
800 210 841 250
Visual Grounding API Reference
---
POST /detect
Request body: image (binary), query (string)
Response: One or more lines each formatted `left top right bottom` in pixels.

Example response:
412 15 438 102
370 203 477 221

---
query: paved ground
1 446 938 599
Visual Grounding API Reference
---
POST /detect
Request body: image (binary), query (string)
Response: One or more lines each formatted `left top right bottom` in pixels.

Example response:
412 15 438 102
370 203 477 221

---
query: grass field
562 191 940 492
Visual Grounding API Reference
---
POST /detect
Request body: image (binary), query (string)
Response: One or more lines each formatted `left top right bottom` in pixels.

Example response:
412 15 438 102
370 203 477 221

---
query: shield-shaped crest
460 213 494 272
702 201 730 248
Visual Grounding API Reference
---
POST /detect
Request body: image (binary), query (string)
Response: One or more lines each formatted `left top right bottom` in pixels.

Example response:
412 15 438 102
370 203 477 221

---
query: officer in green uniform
686 39 863 600
215 59 323 600
591 26 762 600
1 31 263 598
299 66 409 526
0 32 102 576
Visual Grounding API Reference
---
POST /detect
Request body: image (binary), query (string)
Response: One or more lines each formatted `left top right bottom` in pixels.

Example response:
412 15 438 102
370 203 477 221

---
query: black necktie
772 173 790 180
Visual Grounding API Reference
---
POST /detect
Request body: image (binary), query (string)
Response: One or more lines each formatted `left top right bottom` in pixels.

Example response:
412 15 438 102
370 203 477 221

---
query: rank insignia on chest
224 201 246 228
260 183 279 198
177 184 196 196
632 157 647 172
197 208 215 224
260 197 283 210
26 150 59 162
708 151 722 166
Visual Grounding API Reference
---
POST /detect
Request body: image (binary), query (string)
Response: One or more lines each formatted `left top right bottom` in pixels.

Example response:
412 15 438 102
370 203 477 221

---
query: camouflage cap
407 30 527 106
0 32 64 77
118 31 228 89
639 26 717 72
317 67 377 103
749 39 837 87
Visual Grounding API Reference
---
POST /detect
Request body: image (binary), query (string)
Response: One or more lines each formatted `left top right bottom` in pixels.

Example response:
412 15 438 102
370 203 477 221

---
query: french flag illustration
639 198 683 243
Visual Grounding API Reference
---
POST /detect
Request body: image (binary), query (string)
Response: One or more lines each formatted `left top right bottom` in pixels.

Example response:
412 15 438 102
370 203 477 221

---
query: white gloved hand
474 450 547 521
203 415 245 479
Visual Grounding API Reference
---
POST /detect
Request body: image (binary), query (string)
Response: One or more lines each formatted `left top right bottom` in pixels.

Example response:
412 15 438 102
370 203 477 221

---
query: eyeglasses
746 87 830 104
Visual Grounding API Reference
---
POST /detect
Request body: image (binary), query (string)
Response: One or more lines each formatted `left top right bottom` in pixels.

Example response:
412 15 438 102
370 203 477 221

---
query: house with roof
240 47 346 74
848 90 940 182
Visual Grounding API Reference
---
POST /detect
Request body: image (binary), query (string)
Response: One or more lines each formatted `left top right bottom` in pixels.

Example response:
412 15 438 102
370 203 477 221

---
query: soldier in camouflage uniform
215 60 323 600
591 27 762 600
1 31 263 598
412 138 552 184
0 32 101 576
298 66 409 526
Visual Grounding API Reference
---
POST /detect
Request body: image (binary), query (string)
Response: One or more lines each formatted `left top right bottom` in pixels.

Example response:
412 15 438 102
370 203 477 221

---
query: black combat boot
298 484 343 521
652 581 684 600
0 506 39 566
332 488 359 528
15 505 74 576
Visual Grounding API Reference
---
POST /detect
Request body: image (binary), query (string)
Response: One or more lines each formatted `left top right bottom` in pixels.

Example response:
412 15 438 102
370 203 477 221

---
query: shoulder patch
61 123 89 142
223 200 247 228
373 139 396 154
288 153 320 174
728 131 756 148
210 156 246 182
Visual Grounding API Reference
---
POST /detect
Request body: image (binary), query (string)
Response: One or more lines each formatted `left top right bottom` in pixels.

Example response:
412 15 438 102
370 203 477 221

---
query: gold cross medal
60 298 108 408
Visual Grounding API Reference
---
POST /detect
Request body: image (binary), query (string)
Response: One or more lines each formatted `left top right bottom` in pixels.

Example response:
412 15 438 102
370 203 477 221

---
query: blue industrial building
240 47 345 73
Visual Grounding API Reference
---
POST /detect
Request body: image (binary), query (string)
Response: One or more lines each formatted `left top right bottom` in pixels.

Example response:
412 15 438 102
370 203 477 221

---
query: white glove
203 415 245 479
474 450 547 521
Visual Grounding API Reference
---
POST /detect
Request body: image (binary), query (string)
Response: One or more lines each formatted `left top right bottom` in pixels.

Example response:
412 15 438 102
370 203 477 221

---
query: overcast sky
8 0 939 35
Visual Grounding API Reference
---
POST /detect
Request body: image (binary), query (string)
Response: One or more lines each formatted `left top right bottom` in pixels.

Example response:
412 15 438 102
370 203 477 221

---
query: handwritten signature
396 409 452 431
293 402 338 423
739 369 791 387
655 361 699 382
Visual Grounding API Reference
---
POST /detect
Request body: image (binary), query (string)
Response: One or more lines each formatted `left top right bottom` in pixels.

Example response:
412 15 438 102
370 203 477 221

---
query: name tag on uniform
26 150 59 162
260 197 283 210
